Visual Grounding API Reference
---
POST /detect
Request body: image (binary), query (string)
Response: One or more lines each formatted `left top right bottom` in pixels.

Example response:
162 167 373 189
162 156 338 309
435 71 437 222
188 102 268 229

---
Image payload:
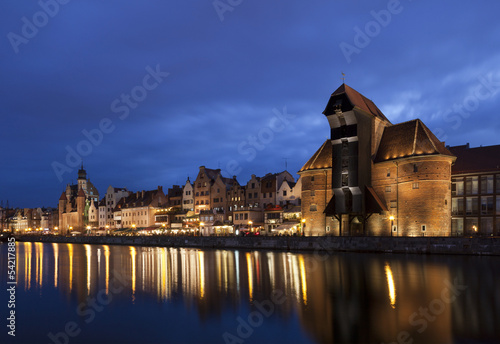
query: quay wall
14 235 500 256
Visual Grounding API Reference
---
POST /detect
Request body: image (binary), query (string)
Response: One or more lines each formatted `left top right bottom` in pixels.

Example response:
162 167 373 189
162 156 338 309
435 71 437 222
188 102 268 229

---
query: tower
77 163 88 194
76 187 86 231
58 191 67 233
322 84 391 235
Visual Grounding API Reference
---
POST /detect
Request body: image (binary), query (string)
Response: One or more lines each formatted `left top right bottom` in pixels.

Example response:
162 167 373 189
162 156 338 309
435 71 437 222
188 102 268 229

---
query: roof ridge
417 119 439 152
412 120 418 156
308 140 327 168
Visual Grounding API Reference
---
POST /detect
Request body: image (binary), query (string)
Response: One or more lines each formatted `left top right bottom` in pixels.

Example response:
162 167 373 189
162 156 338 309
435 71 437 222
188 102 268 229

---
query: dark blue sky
1 0 500 208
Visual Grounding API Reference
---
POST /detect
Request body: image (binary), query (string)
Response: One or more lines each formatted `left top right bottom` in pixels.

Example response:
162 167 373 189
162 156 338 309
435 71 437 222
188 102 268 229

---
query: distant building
182 178 194 212
301 84 456 236
260 171 294 207
58 164 100 234
449 143 500 236
118 186 167 229
98 186 131 229
167 185 183 209
277 177 301 206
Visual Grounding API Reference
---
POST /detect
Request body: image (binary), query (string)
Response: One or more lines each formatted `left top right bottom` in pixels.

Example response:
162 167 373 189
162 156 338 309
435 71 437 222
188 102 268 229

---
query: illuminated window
412 182 419 189
480 175 494 194
387 169 390 177
466 176 478 194
385 186 391 193
452 179 464 196
310 204 317 212
390 200 397 208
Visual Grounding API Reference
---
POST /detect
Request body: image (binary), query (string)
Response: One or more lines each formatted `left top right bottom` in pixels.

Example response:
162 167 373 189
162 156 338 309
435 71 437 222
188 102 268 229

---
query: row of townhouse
2 207 58 233
61 165 301 235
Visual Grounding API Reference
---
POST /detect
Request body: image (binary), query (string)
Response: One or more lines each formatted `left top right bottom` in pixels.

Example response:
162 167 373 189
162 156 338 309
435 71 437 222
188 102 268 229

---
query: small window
310 190 315 196
390 200 397 208
310 204 317 212
412 182 419 189
421 225 426 232
413 164 418 173
387 169 391 177
326 226 330 232
385 186 391 193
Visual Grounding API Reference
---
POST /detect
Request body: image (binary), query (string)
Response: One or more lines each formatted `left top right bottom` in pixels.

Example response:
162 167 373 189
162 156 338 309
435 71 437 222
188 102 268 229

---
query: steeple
78 162 86 180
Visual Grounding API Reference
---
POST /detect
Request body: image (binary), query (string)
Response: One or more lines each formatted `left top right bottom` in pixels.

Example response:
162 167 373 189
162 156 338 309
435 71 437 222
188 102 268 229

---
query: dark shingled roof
299 140 332 173
374 119 455 163
449 144 500 174
323 84 391 123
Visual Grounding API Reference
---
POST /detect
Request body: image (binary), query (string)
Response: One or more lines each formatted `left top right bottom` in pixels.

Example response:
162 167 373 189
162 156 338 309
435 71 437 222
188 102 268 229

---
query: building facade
449 143 500 236
99 186 131 229
58 165 100 234
302 84 455 236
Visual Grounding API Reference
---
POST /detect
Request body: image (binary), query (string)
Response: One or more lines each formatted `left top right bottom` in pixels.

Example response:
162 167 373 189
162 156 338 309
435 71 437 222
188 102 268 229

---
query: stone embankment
14 235 500 256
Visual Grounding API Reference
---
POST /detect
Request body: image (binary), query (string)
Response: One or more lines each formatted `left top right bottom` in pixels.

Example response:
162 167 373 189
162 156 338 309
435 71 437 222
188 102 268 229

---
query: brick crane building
301 84 456 236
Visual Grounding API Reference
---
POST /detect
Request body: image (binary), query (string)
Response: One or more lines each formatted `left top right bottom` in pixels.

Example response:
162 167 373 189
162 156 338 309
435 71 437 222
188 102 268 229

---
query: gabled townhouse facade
118 186 167 229
98 186 131 229
182 178 194 211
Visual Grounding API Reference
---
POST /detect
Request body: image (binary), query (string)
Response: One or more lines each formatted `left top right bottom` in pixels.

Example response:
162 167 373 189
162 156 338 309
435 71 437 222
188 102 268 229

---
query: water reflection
384 262 396 309
9 242 500 343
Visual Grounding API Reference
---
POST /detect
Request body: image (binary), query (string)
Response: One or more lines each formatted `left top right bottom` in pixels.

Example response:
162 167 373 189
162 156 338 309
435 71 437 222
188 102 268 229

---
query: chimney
142 190 145 198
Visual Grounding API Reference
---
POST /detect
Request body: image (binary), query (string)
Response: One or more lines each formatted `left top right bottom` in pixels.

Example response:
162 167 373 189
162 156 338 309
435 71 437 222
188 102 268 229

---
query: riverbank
12 235 500 256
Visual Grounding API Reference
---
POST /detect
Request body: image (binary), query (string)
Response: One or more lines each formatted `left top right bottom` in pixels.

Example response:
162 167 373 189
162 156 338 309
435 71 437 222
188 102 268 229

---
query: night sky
1 1 500 208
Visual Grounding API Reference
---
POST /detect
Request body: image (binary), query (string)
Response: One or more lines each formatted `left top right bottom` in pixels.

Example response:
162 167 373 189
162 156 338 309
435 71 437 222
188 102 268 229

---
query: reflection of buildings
13 244 500 343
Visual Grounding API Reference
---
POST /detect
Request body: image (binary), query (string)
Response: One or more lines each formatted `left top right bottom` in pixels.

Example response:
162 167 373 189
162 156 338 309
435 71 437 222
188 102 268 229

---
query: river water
1 242 499 344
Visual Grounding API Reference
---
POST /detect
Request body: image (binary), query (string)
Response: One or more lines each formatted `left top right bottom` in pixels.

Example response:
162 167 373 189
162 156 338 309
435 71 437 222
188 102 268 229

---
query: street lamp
248 220 253 233
86 225 91 235
389 216 395 237
200 222 204 236
301 218 306 236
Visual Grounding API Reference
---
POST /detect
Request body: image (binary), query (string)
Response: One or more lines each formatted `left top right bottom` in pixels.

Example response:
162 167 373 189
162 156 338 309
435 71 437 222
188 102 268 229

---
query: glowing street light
301 218 306 236
389 215 395 237
248 220 253 232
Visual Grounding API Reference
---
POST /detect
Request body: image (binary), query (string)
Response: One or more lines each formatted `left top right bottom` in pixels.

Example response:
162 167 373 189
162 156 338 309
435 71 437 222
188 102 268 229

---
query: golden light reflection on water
129 246 136 299
84 244 91 294
67 243 73 292
198 251 205 299
385 262 396 309
25 242 31 290
299 255 308 305
103 245 110 294
35 242 43 287
246 252 253 301
52 243 58 288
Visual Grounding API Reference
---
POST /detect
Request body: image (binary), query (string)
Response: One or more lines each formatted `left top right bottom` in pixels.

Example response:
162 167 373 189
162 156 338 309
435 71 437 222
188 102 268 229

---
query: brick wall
371 157 453 236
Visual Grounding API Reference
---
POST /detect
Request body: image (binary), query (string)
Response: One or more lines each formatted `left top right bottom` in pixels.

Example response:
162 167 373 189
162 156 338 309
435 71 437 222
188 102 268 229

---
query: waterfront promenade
14 235 500 256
